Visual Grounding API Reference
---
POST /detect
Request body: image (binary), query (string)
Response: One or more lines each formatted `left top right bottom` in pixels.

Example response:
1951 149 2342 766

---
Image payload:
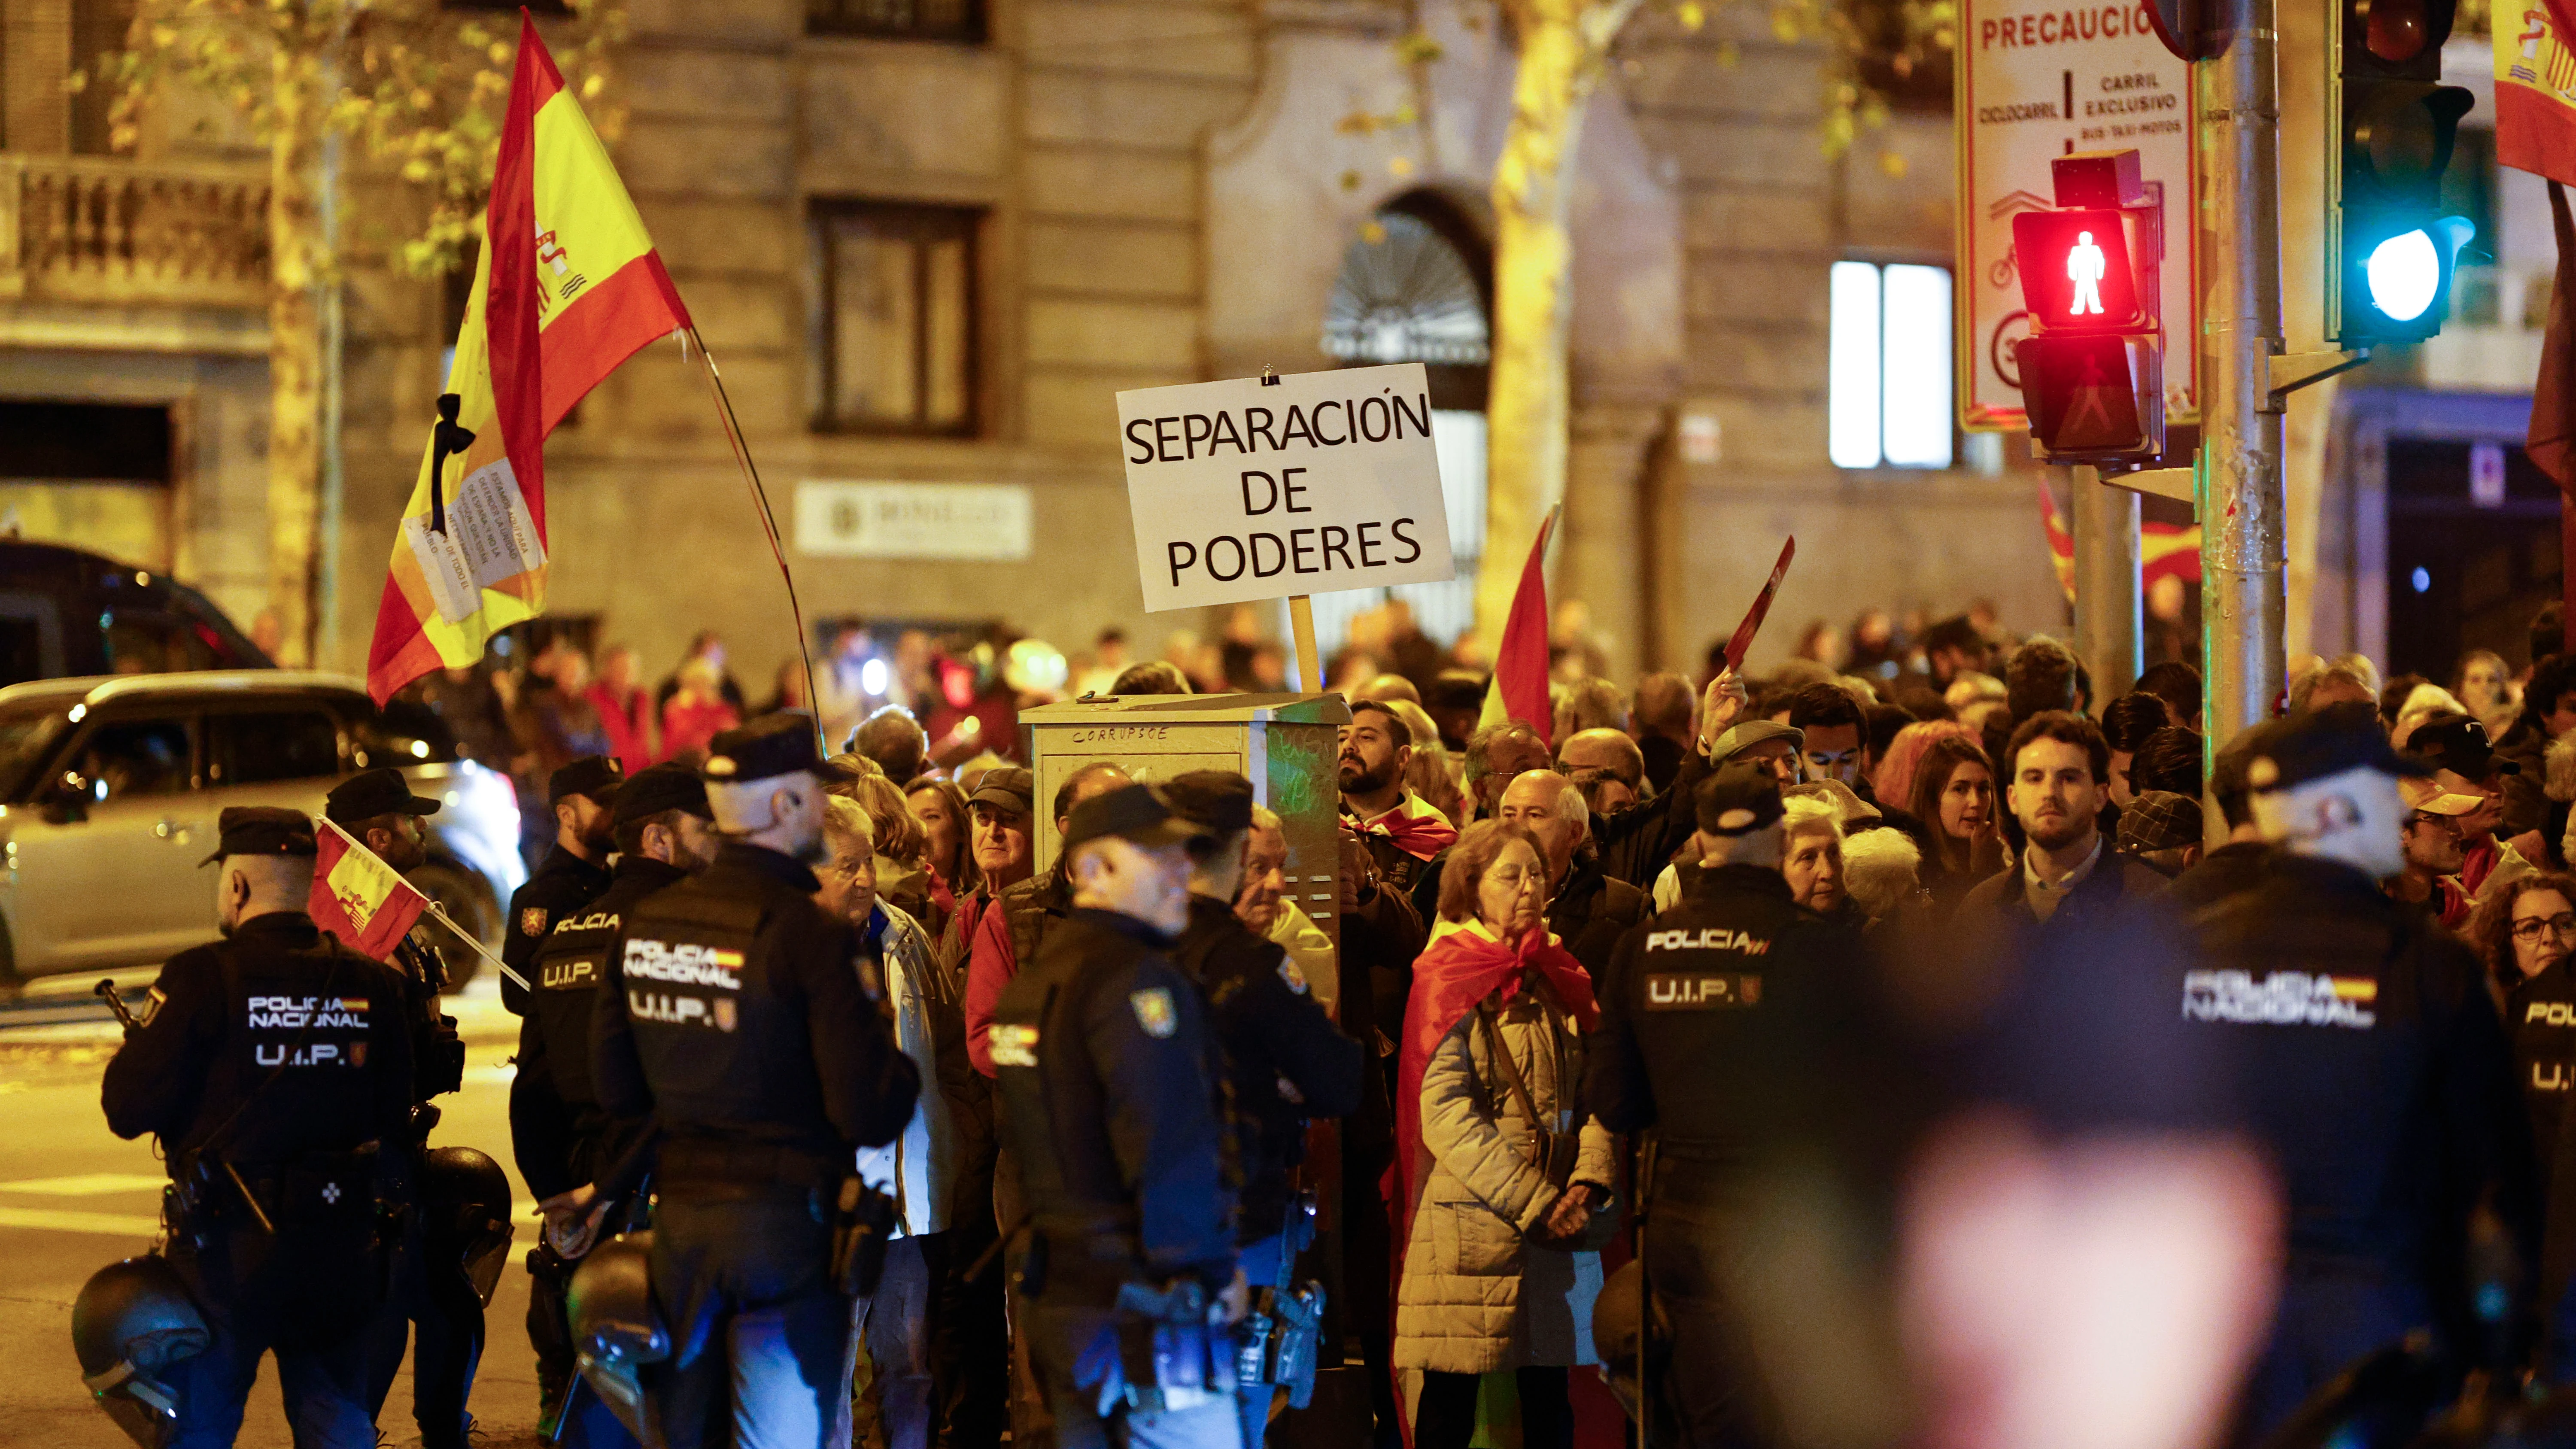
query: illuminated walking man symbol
2067 231 2108 316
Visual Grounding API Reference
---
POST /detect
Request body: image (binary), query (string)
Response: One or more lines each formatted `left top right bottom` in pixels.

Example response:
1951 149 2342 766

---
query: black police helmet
569 1232 671 1446
72 1256 210 1449
420 1146 516 1306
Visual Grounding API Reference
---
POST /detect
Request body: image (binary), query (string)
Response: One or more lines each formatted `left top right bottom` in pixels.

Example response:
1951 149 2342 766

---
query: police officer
326 767 485 1448
504 755 623 1015
514 761 718 1443
591 716 920 1449
1160 772 1365 1447
990 782 1249 1449
101 807 415 1448
1585 760 1874 1448
2190 707 2537 1435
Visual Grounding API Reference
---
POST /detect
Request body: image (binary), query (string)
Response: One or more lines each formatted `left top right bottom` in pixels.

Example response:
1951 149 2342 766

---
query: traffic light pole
2071 467 2143 696
2197 0 2289 748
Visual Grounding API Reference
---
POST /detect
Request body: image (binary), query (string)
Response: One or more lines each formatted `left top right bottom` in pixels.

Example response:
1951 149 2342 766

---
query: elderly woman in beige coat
1391 820 1619 1449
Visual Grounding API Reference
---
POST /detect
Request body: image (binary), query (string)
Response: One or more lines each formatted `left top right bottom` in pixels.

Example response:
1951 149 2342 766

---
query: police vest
203 933 400 1166
615 877 817 1136
529 900 625 1114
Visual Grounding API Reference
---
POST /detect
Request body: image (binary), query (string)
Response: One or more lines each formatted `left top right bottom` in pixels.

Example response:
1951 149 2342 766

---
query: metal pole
2197 0 2288 751
2070 468 2144 699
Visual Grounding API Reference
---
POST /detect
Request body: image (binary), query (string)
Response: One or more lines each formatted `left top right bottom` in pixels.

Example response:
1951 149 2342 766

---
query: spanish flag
365 15 693 704
2037 478 2200 605
309 817 430 962
1477 504 1559 746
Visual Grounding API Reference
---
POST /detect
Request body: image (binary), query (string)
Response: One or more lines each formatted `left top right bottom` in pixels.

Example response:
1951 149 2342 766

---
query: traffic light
2330 0 2475 343
2011 150 2168 464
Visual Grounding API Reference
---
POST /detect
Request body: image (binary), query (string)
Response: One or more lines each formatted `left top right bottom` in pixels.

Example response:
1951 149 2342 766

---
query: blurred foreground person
2187 709 2534 1437
988 784 1247 1449
592 717 921 1448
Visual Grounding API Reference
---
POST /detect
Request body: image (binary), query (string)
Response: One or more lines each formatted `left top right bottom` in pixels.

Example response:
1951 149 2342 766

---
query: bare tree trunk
264 48 322 666
1475 0 1640 653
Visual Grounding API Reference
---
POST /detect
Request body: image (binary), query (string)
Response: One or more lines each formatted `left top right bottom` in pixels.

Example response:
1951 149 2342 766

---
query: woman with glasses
1391 820 1618 1449
2470 870 2576 1185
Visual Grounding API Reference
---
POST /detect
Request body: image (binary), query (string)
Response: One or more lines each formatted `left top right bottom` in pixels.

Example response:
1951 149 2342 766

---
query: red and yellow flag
309 817 429 961
366 15 693 703
1478 506 1559 746
2037 479 2200 605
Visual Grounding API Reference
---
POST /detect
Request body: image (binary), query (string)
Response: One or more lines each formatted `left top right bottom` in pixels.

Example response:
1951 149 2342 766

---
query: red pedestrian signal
2012 210 2149 333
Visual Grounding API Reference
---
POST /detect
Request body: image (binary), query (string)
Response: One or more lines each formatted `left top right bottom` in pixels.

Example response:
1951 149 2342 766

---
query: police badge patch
1277 958 1309 995
520 907 549 938
1130 987 1177 1038
714 999 738 1033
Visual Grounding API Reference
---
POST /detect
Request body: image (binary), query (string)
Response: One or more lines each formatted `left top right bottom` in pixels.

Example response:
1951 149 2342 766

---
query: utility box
1020 691 1352 998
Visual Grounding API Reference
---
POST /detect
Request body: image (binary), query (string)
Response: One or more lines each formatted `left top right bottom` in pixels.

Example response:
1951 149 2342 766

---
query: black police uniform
101 808 416 1449
321 769 482 1449
1587 850 1872 1449
2193 855 2535 1433
2512 961 2576 1197
514 848 690 1447
592 727 919 1449
992 902 1241 1449
503 755 624 1016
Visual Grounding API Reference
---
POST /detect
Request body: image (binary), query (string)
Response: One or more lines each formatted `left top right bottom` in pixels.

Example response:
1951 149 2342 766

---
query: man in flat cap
325 766 487 1449
102 806 414 1446
513 761 718 1442
2190 703 2537 1436
592 714 920 1448
988 782 1247 1449
503 754 624 1015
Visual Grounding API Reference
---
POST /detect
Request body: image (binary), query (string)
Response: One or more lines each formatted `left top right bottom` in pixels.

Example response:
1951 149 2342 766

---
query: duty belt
657 1138 845 1191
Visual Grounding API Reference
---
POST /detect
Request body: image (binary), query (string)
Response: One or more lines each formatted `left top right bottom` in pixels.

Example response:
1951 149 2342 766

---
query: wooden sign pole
1289 594 1320 694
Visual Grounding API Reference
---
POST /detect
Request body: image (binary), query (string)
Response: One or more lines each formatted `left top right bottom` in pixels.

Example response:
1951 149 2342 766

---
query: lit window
1829 260 1955 470
808 201 981 437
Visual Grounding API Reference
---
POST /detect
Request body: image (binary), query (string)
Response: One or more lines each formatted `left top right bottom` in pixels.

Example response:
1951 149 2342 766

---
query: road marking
0 1173 169 1196
0 1206 161 1236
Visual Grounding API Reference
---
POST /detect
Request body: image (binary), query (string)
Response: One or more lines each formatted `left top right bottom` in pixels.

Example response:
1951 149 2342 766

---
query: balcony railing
0 155 270 309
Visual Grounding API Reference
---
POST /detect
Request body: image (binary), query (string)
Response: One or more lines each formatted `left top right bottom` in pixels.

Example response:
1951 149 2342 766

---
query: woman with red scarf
1392 820 1617 1449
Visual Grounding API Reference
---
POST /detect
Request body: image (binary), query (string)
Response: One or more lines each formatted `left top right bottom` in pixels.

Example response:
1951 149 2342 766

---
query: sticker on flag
403 459 549 623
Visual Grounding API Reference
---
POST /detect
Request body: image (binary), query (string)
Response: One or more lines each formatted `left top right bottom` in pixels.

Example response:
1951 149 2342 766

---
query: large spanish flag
365 15 693 703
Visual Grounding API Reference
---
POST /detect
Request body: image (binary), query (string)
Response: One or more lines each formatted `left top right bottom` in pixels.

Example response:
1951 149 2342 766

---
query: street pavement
0 977 552 1447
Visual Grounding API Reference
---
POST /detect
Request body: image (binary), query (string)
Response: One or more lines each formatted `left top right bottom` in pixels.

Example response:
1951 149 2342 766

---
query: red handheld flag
309 817 430 962
1478 507 1560 745
1722 538 1796 674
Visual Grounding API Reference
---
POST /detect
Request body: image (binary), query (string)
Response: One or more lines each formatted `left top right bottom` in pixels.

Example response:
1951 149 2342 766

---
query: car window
352 695 458 767
72 718 195 800
0 704 70 799
206 710 343 787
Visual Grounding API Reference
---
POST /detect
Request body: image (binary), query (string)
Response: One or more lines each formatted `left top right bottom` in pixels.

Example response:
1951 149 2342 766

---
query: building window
808 201 979 437
1829 260 1954 470
808 0 985 43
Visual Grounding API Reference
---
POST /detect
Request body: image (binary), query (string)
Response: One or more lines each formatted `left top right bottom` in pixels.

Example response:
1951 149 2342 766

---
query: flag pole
685 328 827 756
313 814 527 993
1289 595 1320 694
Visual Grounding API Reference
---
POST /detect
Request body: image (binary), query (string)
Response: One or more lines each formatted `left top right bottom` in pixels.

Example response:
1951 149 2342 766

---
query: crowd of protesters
388 582 2576 1449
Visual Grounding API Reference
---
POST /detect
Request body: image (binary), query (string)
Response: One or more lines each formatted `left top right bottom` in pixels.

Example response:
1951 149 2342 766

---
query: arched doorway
1309 194 1492 665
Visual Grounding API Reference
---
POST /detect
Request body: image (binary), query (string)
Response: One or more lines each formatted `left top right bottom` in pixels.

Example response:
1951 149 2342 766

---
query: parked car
0 541 273 687
0 670 524 987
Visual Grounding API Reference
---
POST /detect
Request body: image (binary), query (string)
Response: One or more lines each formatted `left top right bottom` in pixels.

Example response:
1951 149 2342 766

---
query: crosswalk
0 1172 166 1237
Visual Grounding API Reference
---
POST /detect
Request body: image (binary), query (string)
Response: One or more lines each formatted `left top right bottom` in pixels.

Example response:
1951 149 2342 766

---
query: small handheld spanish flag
308 817 430 962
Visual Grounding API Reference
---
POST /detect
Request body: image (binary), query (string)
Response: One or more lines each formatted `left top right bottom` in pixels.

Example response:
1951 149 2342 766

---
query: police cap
1061 782 1209 857
1159 770 1255 838
2247 702 2433 793
1694 758 1785 837
198 806 317 866
324 766 440 824
613 761 712 826
703 714 823 785
967 766 1034 816
549 754 624 807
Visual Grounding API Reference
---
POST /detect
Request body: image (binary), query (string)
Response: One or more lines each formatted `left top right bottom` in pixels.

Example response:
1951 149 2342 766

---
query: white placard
1117 363 1455 613
1957 0 2198 430
794 481 1033 561
403 458 547 624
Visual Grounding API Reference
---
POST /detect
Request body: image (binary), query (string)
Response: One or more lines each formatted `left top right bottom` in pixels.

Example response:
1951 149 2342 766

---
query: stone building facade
1 0 2060 694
